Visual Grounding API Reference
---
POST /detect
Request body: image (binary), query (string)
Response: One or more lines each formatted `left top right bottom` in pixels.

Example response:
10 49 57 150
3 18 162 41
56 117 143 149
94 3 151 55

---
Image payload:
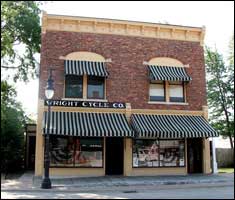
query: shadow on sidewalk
2 172 234 191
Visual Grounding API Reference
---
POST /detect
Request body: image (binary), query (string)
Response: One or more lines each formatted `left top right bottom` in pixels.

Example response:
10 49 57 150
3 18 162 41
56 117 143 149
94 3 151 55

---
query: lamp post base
41 177 52 189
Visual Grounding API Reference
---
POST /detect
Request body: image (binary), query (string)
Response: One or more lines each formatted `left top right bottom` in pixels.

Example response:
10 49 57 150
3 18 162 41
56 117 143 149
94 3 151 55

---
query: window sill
62 98 108 102
148 101 189 105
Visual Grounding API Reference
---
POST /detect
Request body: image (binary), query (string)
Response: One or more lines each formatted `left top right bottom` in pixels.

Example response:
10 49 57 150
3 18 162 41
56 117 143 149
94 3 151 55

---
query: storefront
35 12 218 178
38 98 217 177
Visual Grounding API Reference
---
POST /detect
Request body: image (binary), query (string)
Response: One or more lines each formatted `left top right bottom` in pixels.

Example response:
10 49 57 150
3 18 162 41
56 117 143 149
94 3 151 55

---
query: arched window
64 51 107 100
148 57 188 104
148 57 184 67
64 51 106 62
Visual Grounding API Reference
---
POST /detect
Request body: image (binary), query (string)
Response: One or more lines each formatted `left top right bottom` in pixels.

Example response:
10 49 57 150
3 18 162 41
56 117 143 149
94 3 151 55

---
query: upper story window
148 57 191 104
169 81 184 102
87 76 105 99
65 75 83 98
63 51 108 100
149 81 165 101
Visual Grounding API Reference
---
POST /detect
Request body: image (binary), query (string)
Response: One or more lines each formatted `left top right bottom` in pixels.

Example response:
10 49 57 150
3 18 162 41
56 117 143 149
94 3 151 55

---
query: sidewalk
1 171 234 192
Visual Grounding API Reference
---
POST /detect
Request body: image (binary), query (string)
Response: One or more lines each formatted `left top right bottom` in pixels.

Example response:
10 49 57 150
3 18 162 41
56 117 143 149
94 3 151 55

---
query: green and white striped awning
43 111 133 137
65 60 109 77
131 114 218 138
148 65 192 81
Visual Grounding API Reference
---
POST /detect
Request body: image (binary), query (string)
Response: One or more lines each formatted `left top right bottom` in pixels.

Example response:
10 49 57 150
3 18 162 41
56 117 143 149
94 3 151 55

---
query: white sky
9 1 234 121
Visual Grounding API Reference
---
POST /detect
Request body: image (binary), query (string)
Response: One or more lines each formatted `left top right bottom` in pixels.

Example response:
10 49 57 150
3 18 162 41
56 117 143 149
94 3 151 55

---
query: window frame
64 75 107 100
148 81 187 104
169 81 185 103
132 139 186 168
87 76 105 100
49 136 104 168
64 75 83 98
149 81 166 102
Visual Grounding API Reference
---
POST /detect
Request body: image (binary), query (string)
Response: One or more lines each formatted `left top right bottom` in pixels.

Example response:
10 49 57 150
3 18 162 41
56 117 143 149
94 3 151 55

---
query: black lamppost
41 69 54 189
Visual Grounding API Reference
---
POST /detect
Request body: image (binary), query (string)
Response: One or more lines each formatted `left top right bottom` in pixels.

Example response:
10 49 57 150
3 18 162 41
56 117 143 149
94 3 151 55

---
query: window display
133 139 185 167
160 140 185 167
75 138 103 167
50 136 103 167
133 140 159 167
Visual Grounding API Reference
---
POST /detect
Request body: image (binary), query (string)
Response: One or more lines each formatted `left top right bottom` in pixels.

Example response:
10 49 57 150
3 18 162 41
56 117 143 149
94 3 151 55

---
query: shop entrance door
187 138 203 173
105 137 124 175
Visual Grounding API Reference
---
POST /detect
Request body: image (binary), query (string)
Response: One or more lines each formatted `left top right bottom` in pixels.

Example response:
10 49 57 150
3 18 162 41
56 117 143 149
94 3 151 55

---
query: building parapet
42 11 205 46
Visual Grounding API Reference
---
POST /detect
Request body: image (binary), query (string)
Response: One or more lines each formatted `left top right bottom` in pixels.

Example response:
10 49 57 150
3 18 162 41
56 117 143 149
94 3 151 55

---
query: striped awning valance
148 65 192 81
65 60 109 77
131 114 218 138
43 111 133 137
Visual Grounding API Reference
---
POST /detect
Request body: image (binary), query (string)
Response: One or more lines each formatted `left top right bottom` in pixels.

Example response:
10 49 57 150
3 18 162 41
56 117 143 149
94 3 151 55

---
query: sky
7 1 234 122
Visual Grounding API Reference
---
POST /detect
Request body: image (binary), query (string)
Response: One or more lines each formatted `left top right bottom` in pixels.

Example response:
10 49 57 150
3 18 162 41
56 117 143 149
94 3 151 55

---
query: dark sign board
44 99 126 109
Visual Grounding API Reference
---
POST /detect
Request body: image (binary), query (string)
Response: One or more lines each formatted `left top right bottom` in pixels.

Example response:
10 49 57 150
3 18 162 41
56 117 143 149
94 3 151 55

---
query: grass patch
218 168 234 173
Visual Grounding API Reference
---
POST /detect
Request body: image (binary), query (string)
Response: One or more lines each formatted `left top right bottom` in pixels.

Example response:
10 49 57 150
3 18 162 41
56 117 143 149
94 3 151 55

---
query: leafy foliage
1 81 26 175
228 34 234 67
1 1 41 82
205 38 234 148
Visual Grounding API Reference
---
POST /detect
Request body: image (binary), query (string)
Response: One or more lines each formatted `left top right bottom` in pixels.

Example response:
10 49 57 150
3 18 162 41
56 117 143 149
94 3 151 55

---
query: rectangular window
49 136 74 167
50 136 103 168
65 75 83 98
75 138 103 167
169 81 184 102
87 76 105 99
133 139 160 167
159 140 185 167
149 81 165 101
133 139 185 168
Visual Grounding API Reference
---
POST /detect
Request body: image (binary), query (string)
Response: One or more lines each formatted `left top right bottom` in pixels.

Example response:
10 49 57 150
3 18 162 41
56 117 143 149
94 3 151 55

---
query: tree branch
1 65 19 69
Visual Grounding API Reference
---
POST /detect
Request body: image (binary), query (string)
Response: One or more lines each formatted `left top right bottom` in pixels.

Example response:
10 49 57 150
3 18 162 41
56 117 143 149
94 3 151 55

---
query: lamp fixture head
45 68 54 99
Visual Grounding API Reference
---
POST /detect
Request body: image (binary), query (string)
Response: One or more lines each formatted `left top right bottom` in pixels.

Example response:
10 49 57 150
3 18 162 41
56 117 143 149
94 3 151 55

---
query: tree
1 81 27 178
1 1 41 82
228 34 234 67
205 39 234 148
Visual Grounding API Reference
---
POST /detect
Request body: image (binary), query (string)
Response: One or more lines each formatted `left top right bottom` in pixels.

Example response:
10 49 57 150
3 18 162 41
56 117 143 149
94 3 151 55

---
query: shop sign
44 99 126 109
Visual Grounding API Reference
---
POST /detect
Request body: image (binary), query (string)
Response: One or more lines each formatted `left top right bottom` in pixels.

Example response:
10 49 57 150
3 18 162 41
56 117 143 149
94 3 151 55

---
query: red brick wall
39 31 207 110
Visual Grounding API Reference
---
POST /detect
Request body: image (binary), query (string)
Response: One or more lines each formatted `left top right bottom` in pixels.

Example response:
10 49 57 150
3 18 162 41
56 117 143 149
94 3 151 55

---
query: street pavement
1 171 234 199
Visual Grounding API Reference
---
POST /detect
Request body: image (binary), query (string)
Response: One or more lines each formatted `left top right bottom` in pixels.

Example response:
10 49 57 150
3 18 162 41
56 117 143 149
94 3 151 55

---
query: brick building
35 12 218 178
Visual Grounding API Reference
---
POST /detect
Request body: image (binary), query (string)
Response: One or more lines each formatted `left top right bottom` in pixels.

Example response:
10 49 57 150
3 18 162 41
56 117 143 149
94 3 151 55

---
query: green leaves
1 81 26 173
1 1 41 172
1 1 41 82
205 40 234 148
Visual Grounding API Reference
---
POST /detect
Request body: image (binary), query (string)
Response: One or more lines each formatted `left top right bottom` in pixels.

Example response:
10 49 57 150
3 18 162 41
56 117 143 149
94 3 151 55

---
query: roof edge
42 11 206 46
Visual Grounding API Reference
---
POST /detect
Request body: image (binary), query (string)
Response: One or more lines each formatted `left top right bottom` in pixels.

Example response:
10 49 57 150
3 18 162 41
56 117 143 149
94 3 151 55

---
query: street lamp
41 69 54 189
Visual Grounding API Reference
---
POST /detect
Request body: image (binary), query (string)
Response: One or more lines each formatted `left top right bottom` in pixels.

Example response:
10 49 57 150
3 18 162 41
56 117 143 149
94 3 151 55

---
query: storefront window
75 138 103 167
49 136 73 167
50 136 103 168
159 140 185 167
133 140 160 167
87 76 104 99
65 75 83 98
133 139 185 167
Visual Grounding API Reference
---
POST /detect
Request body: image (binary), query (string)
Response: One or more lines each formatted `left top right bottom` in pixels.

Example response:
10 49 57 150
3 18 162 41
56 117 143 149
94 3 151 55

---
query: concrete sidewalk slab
1 171 234 192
